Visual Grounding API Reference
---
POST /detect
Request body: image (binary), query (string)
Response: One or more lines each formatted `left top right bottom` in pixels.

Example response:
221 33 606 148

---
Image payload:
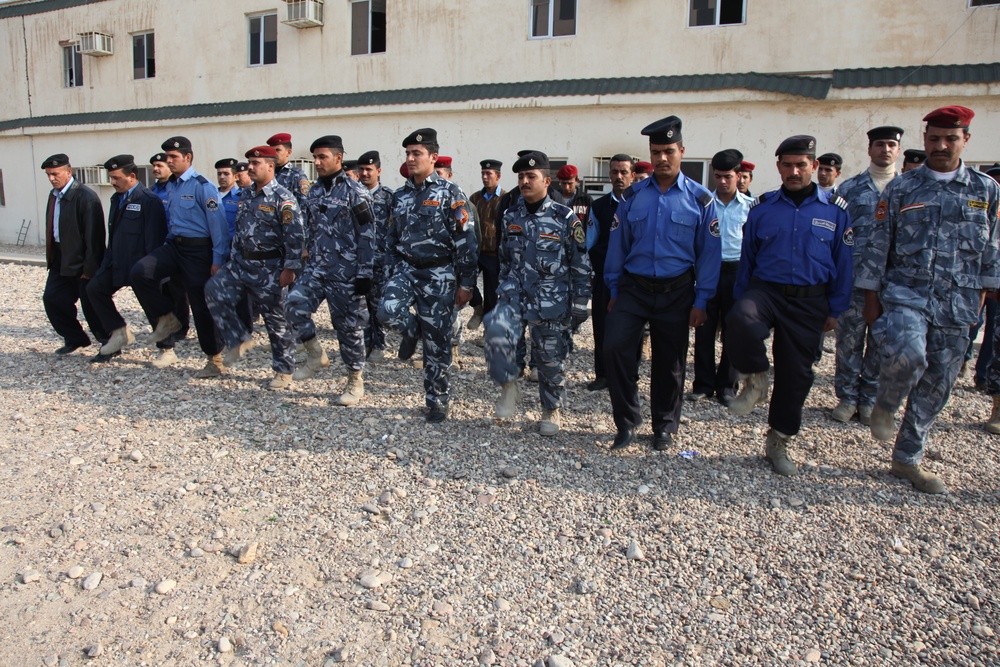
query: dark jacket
94 183 167 287
45 179 105 277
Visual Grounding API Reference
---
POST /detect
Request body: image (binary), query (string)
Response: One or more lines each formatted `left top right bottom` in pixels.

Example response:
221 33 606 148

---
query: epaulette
195 174 210 185
830 194 848 210
749 193 766 209
697 191 712 208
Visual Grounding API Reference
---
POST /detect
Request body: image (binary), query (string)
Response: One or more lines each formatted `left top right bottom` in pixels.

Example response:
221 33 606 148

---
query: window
531 0 576 38
689 0 744 27
62 45 83 88
351 0 386 55
0 170 5 207
971 0 1000 6
134 166 151 187
132 32 155 79
248 13 277 66
681 160 711 188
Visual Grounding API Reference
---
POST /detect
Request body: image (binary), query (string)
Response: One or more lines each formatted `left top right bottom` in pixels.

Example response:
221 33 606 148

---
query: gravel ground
0 261 997 667
0 243 45 258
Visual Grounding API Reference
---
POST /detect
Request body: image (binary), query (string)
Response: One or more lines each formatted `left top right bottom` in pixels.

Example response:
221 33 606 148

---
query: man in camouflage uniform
377 128 477 423
205 146 304 390
486 152 590 435
357 150 395 362
267 133 311 210
857 106 1000 494
831 126 903 425
285 136 375 406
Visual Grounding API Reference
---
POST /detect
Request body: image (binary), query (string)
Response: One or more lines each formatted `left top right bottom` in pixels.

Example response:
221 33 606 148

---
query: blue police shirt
151 180 170 225
165 167 230 265
734 186 853 317
220 186 241 238
603 172 721 310
716 191 753 262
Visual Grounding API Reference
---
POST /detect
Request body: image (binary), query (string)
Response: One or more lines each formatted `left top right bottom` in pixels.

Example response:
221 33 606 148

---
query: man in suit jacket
86 155 169 363
40 153 106 354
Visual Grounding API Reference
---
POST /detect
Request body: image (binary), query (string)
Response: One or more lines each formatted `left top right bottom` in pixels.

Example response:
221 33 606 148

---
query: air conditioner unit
78 31 113 56
288 159 317 182
75 166 110 186
283 0 324 28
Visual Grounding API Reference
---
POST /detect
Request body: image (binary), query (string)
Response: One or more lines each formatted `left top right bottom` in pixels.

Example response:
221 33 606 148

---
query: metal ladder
16 219 30 246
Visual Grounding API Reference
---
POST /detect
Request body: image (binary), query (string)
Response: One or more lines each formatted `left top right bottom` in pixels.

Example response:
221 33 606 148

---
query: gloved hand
354 277 373 296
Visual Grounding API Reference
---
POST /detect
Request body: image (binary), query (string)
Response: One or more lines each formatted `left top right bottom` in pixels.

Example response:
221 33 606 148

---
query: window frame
247 12 278 67
132 31 155 80
970 0 1000 7
688 0 746 28
62 44 83 88
681 160 711 189
351 0 386 56
529 0 577 39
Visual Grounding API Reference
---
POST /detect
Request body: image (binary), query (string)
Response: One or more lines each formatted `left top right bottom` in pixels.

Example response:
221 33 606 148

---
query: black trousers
129 241 222 356
86 270 187 350
42 245 108 346
164 276 191 336
590 259 610 380
478 254 500 316
692 264 739 398
725 280 828 435
605 275 693 434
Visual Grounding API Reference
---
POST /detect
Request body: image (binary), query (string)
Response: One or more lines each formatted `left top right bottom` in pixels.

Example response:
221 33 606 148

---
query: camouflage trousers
484 299 570 410
377 268 455 409
364 260 387 352
834 288 880 407
205 258 294 374
285 268 368 372
872 305 967 465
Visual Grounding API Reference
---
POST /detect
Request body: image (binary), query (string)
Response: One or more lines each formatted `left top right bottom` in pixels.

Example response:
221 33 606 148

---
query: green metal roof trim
0 72 831 132
833 62 1000 89
0 0 108 19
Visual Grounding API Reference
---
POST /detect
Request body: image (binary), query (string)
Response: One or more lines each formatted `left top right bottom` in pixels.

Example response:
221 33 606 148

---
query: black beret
775 135 817 157
40 153 70 170
103 154 135 171
867 126 904 143
902 149 926 165
149 153 167 164
161 136 192 152
235 162 249 173
516 149 542 157
641 116 682 144
343 160 359 172
310 135 344 153
480 159 502 171
817 153 843 168
358 150 380 166
214 158 238 170
711 149 744 172
402 128 437 148
984 162 1000 178
512 151 549 173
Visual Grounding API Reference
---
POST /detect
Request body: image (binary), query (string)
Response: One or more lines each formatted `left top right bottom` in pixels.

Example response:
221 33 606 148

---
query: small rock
548 656 574 667
42 655 58 667
154 579 176 595
82 572 102 590
397 557 413 569
501 466 519 478
804 648 822 663
188 547 204 558
378 491 394 506
710 596 731 611
361 503 381 515
367 600 390 611
237 542 258 564
21 570 41 583
548 630 565 645
626 539 644 560
69 457 85 466
218 636 232 653
479 648 497 665
67 565 85 579
273 620 289 636
84 643 103 658
477 494 496 506
968 593 981 611
327 646 349 663
432 600 454 616
359 574 381 589
129 450 143 462
787 495 805 508
495 598 512 612
637 484 651 495
576 578 597 594
973 519 988 531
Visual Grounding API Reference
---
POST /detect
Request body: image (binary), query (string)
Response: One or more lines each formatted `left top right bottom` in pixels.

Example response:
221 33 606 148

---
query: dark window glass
681 161 706 187
63 45 83 87
263 14 277 65
553 0 576 36
249 16 262 65
531 0 549 37
371 0 386 53
133 33 155 79
719 0 744 24
351 1 369 55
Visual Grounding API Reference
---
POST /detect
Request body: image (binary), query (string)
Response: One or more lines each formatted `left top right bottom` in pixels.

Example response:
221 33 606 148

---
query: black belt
242 248 283 261
761 279 827 298
172 236 212 247
721 261 740 273
405 256 452 270
626 269 694 294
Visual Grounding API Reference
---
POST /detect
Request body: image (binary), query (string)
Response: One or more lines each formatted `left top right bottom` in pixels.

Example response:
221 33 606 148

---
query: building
1 0 999 243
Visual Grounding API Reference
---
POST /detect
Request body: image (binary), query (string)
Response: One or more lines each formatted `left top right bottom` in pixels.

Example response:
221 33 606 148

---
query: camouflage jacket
855 162 1000 327
232 179 304 272
836 169 897 276
498 196 591 322
276 162 311 210
368 183 394 263
303 172 376 282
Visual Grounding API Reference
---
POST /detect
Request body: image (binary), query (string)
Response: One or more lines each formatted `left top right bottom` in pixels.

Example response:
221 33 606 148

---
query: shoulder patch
698 191 712 208
282 208 294 225
709 218 720 237
830 195 848 210
874 200 888 220
206 198 219 211
843 227 854 246
610 213 621 231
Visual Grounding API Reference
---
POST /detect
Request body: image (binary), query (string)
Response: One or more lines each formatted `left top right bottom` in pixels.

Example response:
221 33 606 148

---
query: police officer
357 150 394 362
235 162 252 188
267 133 311 209
147 152 189 366
285 136 375 405
40 153 107 354
206 146 304 390
857 106 1000 493
343 160 360 181
486 151 590 435
467 158 506 334
604 116 721 452
817 153 843 195
831 125 903 425
690 149 752 404
901 149 926 173
726 135 853 476
633 161 653 182
556 164 594 226
130 136 230 378
736 160 755 197
86 155 167 363
584 153 634 391
215 158 242 237
377 128 477 423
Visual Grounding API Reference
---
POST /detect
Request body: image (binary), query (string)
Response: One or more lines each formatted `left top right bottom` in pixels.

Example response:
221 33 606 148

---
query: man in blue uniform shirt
858 106 1000 494
603 115 722 452
147 152 190 365
130 136 230 378
726 135 853 476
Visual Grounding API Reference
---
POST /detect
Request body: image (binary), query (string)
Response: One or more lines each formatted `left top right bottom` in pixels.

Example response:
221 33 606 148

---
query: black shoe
398 334 418 361
717 392 735 407
610 429 635 451
685 391 713 402
652 431 673 451
55 341 90 355
586 377 608 391
426 405 449 423
89 350 121 364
